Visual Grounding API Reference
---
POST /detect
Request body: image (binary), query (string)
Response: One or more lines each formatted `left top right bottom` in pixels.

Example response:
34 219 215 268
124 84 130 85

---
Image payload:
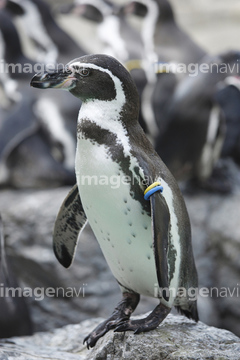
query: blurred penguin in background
156 51 240 192
0 0 88 188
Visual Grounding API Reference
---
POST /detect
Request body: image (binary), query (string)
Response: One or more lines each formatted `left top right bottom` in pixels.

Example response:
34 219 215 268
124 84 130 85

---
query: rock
0 314 239 359
185 160 240 336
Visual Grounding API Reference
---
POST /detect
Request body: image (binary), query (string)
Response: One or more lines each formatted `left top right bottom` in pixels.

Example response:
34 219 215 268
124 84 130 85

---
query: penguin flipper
150 192 170 302
53 184 87 268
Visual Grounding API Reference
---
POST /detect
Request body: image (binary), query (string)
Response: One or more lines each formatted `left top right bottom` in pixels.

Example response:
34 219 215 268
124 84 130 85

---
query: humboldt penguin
123 0 207 142
6 0 86 64
215 76 240 165
60 0 155 138
31 54 198 348
0 7 35 79
156 51 240 192
125 0 206 64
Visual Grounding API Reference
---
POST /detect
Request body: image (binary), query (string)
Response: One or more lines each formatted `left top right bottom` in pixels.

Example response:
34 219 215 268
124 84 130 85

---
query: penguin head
125 0 174 22
31 54 139 113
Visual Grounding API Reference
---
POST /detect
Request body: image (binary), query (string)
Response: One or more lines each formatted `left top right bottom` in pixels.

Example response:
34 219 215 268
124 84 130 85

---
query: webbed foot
83 292 140 349
114 303 171 334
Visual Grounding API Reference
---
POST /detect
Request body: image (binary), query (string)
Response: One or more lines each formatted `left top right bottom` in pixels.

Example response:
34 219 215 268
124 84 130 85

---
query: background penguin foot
83 292 140 349
114 303 171 334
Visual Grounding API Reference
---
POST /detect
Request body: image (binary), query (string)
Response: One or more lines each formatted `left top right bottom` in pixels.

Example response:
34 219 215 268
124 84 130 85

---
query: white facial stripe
98 16 129 62
71 61 132 150
16 0 58 63
138 0 159 62
70 61 119 82
74 60 144 178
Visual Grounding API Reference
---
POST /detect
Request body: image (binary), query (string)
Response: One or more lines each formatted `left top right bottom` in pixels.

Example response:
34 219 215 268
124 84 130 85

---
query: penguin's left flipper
53 184 88 268
150 191 170 302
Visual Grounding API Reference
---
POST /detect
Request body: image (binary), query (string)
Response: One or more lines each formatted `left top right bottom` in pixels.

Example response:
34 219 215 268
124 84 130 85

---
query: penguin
30 0 86 61
30 54 198 348
0 89 76 189
125 0 206 65
60 0 144 63
8 0 59 64
0 214 33 338
155 51 240 192
214 76 240 165
60 0 156 139
123 0 207 142
7 0 86 64
0 8 36 79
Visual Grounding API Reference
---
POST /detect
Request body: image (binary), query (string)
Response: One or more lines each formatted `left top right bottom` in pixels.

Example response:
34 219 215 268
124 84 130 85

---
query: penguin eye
79 68 90 77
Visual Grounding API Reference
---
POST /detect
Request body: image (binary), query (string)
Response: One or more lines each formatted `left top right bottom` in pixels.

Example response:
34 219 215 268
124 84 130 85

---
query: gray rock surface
185 160 240 337
0 314 240 360
0 313 240 360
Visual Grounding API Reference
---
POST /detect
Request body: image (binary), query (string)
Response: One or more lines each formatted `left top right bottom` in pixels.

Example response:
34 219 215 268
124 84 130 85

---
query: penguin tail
175 303 199 322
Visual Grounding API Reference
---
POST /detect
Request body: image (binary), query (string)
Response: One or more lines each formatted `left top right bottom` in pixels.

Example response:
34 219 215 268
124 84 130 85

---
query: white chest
75 137 159 297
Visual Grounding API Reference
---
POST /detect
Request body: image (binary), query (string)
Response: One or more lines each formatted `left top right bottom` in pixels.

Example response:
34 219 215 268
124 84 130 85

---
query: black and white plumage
5 0 86 64
0 8 35 79
123 0 207 142
31 54 198 348
215 76 240 165
125 0 206 65
156 51 240 191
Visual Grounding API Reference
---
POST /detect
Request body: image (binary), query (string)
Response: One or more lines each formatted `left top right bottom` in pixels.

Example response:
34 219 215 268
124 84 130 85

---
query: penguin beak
30 69 76 90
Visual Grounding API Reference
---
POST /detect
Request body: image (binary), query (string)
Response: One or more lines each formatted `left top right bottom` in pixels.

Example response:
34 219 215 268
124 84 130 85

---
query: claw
83 293 140 349
83 335 94 349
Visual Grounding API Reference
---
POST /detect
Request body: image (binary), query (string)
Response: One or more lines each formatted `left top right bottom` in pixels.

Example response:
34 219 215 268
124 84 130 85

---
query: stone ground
0 314 240 360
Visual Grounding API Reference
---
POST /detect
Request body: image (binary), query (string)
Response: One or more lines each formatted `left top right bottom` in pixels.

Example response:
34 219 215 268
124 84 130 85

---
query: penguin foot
83 292 140 349
114 302 171 334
